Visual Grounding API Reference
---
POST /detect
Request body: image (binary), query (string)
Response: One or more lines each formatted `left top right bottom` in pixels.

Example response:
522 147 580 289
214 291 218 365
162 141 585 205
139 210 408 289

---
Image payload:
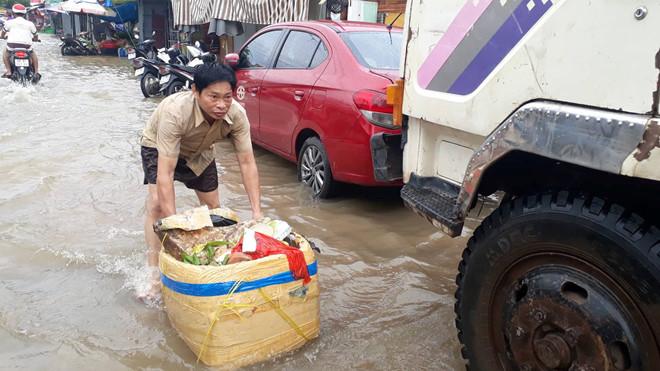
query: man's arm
236 150 262 219
31 23 38 41
156 154 178 217
1 20 8 39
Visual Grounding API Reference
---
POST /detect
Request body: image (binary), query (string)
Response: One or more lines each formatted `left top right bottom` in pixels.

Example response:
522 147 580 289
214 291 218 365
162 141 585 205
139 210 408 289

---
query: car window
309 42 328 69
275 31 322 69
239 30 283 68
340 31 402 70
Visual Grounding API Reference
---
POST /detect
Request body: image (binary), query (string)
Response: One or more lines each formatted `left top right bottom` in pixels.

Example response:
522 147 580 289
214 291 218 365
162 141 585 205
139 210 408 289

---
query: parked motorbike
134 46 186 98
127 31 158 60
5 45 40 86
158 63 195 96
135 45 198 98
59 32 98 56
133 56 163 98
159 42 216 96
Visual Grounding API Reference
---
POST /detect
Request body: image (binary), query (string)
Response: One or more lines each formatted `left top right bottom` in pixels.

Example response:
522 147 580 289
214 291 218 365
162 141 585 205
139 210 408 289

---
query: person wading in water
139 63 262 300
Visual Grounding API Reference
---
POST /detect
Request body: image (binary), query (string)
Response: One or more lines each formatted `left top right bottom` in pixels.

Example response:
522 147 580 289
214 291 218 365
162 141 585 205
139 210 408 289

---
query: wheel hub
147 77 159 94
534 333 571 369
300 146 324 194
500 265 642 370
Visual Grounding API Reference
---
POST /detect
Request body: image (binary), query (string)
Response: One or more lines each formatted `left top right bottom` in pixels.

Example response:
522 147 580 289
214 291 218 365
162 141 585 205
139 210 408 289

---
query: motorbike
59 32 98 56
135 45 195 98
159 42 216 96
5 45 40 86
158 63 195 96
127 31 158 60
133 56 164 98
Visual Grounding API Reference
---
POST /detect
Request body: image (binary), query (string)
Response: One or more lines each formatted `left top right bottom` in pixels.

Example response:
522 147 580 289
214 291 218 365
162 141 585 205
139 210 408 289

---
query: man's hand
236 150 262 220
156 154 178 217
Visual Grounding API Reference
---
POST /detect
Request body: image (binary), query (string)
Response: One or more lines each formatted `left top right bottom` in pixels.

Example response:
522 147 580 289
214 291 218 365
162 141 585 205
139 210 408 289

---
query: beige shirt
141 91 252 176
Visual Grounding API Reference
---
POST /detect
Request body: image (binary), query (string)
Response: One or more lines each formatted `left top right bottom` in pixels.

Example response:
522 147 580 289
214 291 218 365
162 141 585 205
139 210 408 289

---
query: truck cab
387 1 660 369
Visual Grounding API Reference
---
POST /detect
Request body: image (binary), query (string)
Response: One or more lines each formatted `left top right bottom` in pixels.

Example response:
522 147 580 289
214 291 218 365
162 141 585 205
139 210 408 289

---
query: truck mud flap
401 173 464 237
371 133 403 181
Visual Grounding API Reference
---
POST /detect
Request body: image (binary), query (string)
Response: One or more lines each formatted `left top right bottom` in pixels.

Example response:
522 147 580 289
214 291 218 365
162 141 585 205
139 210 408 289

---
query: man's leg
142 184 162 297
30 50 38 75
2 48 11 77
195 188 220 209
191 160 220 208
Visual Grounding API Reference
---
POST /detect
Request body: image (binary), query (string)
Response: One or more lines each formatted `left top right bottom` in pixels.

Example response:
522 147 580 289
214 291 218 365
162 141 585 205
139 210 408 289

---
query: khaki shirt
141 91 252 176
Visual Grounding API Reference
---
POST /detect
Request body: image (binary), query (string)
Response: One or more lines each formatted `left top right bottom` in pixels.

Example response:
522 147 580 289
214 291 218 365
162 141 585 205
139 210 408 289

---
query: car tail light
15 51 28 58
353 89 395 129
158 65 170 75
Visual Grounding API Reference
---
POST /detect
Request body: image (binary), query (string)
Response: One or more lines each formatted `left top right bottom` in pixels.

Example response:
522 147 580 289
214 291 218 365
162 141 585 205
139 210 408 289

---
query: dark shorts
141 146 218 192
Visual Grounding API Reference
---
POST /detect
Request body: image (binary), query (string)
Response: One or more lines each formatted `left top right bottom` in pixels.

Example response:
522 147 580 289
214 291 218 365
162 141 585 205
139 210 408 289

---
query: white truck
380 1 660 369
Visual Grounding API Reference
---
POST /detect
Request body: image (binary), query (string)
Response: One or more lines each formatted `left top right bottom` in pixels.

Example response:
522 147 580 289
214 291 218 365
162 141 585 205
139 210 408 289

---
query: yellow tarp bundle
159 233 320 368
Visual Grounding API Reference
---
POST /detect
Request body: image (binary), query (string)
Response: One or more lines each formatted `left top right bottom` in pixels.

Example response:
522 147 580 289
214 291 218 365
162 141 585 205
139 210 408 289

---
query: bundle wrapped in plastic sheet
155 207 320 368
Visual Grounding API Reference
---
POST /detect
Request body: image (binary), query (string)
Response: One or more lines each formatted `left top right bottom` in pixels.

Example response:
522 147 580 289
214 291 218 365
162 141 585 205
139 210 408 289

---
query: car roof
271 20 403 33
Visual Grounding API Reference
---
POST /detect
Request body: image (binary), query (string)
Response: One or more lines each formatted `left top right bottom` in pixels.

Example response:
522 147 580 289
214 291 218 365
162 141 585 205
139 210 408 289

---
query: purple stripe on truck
448 0 554 95
417 0 494 89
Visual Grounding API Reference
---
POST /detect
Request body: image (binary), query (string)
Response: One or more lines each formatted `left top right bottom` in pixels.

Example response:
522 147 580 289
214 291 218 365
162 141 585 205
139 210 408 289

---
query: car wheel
297 137 337 198
456 191 660 370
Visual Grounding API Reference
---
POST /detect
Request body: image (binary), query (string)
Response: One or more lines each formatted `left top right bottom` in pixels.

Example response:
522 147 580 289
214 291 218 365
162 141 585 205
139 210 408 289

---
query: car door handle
249 87 259 96
294 90 305 101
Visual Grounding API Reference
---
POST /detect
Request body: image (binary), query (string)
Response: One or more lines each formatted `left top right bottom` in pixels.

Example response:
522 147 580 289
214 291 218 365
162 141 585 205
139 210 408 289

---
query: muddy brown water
0 37 487 370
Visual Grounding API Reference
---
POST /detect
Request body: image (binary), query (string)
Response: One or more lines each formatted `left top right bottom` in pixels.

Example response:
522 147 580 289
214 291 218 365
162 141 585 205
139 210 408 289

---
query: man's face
194 81 233 122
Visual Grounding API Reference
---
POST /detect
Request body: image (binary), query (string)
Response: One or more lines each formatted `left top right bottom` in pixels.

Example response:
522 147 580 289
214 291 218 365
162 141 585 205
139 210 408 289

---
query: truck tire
455 191 660 370
297 137 337 198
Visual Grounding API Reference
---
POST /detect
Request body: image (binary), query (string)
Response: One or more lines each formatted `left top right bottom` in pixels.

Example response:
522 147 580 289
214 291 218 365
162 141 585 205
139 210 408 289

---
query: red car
225 21 403 198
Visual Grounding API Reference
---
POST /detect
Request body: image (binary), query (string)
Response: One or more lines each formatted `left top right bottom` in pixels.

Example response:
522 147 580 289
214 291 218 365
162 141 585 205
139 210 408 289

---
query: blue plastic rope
161 261 318 297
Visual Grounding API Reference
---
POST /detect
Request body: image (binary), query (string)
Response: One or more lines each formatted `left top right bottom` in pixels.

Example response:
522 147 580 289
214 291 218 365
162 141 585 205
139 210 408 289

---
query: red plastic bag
232 231 311 284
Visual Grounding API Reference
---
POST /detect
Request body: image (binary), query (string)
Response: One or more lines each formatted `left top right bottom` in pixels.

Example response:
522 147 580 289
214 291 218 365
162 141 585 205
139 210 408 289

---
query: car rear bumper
325 131 403 187
371 132 403 182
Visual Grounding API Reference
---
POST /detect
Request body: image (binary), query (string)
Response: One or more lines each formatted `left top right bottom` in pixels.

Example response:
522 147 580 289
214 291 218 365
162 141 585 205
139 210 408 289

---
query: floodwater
0 36 484 370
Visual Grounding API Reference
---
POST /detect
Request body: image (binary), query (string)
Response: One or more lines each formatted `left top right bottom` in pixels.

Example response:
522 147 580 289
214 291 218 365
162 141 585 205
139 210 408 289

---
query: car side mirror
224 53 239 69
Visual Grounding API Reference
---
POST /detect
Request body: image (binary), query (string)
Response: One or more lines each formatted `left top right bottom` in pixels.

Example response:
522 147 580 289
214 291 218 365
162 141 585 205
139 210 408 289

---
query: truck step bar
400 173 463 237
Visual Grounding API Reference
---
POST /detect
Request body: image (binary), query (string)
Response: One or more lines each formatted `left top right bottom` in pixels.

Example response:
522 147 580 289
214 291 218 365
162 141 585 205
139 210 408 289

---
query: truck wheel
297 137 336 198
455 191 660 370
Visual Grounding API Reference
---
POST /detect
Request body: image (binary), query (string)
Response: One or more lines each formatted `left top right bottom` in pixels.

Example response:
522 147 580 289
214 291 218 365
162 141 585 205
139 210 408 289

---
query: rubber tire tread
454 190 660 370
140 72 159 98
165 80 184 96
297 137 337 199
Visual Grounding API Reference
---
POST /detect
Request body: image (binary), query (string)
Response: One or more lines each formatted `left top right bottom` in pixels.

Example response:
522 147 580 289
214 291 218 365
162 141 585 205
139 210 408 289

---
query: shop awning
99 2 138 23
171 0 213 27
211 0 309 25
58 0 116 16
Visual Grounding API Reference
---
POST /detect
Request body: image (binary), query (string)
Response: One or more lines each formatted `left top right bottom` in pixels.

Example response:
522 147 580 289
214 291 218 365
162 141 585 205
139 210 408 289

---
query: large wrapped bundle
156 208 320 368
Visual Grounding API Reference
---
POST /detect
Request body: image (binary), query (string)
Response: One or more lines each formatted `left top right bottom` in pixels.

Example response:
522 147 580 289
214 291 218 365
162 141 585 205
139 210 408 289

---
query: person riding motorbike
1 4 40 79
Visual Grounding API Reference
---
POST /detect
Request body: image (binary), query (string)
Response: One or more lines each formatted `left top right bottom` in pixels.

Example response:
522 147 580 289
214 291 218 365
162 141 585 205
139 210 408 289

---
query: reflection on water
0 36 477 370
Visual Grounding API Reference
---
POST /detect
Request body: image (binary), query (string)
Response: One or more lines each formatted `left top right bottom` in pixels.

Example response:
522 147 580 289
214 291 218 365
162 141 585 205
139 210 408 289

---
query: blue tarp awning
99 1 137 24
